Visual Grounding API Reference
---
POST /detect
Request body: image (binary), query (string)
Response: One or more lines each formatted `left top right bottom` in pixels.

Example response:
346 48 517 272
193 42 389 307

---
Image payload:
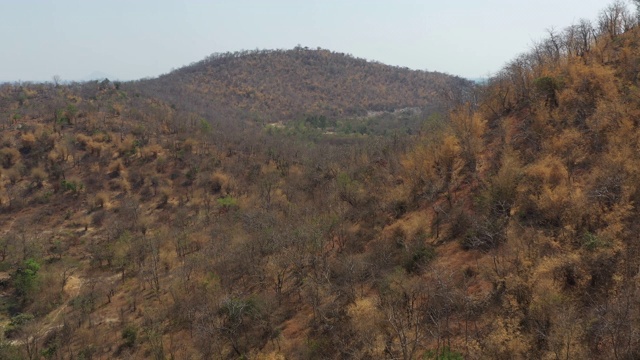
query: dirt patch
64 275 82 298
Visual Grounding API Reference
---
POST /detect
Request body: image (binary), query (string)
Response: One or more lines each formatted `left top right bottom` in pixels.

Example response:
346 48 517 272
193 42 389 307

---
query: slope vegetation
130 47 472 122
1 3 640 359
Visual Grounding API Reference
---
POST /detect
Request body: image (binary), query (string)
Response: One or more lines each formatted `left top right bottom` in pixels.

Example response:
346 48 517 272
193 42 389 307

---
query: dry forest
1 2 640 359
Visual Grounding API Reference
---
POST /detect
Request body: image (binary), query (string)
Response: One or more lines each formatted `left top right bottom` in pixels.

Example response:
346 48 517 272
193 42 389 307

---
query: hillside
0 48 469 359
129 47 473 123
2 2 640 359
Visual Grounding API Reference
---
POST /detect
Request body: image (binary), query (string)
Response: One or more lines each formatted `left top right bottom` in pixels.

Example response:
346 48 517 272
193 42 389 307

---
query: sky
0 0 623 82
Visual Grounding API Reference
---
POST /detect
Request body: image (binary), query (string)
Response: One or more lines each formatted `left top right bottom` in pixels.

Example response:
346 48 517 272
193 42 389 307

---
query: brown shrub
91 132 110 143
86 141 103 157
20 132 36 153
108 178 131 193
5 167 20 184
0 148 20 169
183 138 197 153
107 160 125 178
118 134 137 156
142 143 163 160
30 167 47 187
158 186 172 206
75 133 92 150
93 191 109 209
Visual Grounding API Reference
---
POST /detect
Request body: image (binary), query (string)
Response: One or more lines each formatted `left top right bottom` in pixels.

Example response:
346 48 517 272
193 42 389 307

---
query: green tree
13 258 40 305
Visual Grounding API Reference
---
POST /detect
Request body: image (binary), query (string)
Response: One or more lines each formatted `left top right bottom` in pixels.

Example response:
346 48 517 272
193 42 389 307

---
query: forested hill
5 2 640 358
128 47 473 122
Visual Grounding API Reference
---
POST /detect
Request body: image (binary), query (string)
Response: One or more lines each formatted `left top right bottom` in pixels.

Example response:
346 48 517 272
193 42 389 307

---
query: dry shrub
516 156 578 228
208 172 230 194
91 132 110 143
127 169 147 191
449 107 486 169
75 133 92 150
108 178 131 193
20 132 36 152
47 149 61 164
142 143 163 160
33 130 55 153
93 191 109 209
108 159 125 178
159 186 172 205
0 135 13 148
79 215 91 231
92 209 106 226
5 167 20 184
0 147 21 169
51 143 70 163
525 156 569 188
118 134 137 156
183 138 197 153
401 133 464 203
347 297 383 356
86 141 103 157
547 129 588 171
556 61 618 124
155 156 168 173
30 166 47 187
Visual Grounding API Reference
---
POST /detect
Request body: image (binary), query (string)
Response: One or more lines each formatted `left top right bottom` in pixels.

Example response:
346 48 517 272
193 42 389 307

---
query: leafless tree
598 1 634 39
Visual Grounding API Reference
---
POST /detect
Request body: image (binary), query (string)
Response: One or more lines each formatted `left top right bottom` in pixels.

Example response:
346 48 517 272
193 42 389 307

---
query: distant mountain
82 71 116 82
129 47 474 123
467 77 488 84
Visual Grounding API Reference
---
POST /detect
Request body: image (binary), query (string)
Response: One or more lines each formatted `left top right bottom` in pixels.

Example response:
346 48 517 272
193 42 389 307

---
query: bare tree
598 1 634 39
52 75 61 88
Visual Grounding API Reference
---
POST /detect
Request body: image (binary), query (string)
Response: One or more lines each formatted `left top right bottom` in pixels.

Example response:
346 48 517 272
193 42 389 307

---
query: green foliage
77 345 96 360
534 76 563 94
220 296 259 321
41 342 58 359
131 124 146 138
200 118 212 134
13 259 40 300
305 114 334 129
403 245 436 274
217 195 238 209
582 232 608 251
534 76 563 108
4 312 34 337
66 104 77 118
186 165 199 182
336 172 361 206
305 337 331 360
425 346 464 360
55 108 70 125
70 292 96 313
0 342 22 360
121 325 138 348
336 172 353 188
61 179 83 193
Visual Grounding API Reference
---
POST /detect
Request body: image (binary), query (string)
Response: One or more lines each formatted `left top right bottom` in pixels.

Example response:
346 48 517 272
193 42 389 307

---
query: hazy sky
0 0 620 82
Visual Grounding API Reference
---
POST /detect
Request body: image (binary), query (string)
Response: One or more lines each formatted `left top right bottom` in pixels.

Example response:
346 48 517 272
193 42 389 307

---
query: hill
1 2 640 358
129 47 473 123
0 47 471 359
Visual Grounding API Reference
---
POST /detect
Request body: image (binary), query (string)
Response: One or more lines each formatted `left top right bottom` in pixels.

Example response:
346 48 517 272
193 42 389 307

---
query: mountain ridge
128 47 473 123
